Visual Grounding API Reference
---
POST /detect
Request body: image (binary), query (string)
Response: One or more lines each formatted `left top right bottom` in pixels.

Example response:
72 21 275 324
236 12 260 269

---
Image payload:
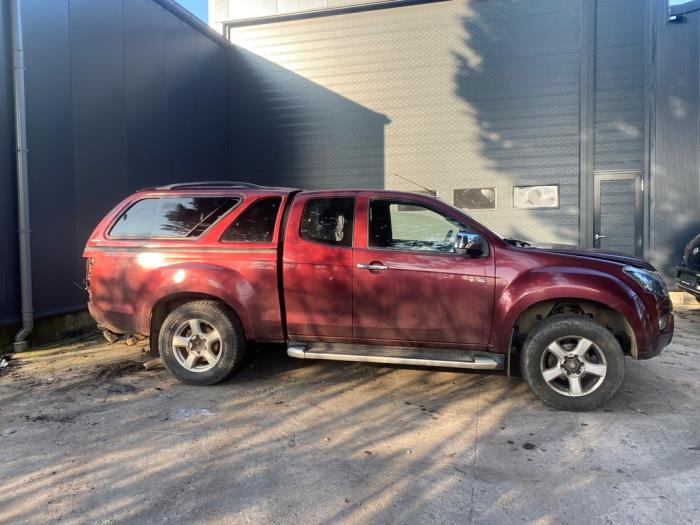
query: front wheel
159 300 245 385
520 315 625 411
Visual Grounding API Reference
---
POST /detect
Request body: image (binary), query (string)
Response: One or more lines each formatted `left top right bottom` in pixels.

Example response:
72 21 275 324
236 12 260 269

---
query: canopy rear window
109 197 240 239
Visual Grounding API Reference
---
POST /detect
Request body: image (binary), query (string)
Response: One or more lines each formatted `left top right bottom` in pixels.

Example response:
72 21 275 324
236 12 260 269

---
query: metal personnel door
593 172 643 256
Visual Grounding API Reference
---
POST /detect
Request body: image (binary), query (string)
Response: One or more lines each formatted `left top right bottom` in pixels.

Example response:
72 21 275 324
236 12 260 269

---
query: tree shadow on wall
452 1 582 245
228 46 389 190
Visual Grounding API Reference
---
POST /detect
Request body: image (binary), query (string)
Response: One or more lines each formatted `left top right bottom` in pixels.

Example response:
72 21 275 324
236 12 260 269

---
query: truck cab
84 182 674 411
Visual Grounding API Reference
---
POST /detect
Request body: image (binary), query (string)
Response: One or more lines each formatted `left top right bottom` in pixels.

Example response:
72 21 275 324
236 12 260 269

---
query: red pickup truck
84 182 673 411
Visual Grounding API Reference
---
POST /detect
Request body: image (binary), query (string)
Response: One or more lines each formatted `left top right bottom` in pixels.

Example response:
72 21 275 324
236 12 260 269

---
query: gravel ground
1 306 699 524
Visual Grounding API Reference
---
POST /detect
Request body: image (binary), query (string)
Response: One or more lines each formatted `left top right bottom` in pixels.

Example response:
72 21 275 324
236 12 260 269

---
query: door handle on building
594 234 606 240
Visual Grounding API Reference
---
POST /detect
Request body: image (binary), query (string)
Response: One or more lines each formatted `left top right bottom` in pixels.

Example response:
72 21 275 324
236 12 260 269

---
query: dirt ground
1 307 699 525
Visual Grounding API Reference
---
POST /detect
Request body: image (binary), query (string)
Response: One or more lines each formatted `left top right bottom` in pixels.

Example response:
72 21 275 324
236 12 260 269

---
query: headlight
623 266 668 297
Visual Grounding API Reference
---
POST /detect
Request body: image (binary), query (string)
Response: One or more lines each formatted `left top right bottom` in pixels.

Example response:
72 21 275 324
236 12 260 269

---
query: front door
594 171 643 256
352 195 495 347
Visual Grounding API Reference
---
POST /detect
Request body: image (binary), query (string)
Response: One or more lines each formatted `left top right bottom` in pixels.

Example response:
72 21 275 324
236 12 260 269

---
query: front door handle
357 263 388 271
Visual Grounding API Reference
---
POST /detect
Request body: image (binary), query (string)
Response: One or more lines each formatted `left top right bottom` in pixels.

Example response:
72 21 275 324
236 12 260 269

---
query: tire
520 314 625 411
158 300 245 386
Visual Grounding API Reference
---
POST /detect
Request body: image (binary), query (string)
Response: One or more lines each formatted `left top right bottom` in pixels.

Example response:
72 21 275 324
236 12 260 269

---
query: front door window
369 199 470 253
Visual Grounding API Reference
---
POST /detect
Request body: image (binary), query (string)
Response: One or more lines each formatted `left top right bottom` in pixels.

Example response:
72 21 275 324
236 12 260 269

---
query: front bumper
677 265 700 298
636 311 673 360
632 290 674 360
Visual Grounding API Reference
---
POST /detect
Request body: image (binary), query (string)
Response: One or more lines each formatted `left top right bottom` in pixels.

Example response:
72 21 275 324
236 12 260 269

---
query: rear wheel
520 314 625 411
159 300 245 385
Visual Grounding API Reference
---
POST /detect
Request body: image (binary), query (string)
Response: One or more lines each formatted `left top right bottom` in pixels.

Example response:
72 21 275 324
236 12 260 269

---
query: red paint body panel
351 193 495 346
85 190 291 342
282 192 355 339
489 245 673 359
84 187 673 361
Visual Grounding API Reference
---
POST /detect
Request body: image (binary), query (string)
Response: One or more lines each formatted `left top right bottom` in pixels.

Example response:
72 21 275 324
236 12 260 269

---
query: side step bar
287 342 504 370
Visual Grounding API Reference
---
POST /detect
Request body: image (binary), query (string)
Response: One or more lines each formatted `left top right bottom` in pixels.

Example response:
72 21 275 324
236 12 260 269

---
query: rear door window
221 197 282 243
109 197 239 239
300 197 354 247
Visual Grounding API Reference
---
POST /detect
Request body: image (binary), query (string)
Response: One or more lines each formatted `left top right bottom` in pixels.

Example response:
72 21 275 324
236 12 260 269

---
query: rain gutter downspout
10 0 33 352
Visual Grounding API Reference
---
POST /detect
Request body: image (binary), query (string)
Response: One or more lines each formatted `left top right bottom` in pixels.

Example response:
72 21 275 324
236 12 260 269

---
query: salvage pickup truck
84 182 674 411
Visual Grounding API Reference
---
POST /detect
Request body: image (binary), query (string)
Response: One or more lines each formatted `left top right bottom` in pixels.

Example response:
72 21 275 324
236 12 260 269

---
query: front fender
491 266 649 354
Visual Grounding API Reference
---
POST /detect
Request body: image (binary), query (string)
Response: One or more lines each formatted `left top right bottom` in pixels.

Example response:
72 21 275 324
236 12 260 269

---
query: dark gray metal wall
229 46 388 189
651 2 700 278
0 1 19 324
594 0 646 172
0 0 231 322
592 0 647 263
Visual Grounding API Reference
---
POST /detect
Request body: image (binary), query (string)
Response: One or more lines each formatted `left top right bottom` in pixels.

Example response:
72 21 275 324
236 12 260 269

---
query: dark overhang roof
151 0 231 47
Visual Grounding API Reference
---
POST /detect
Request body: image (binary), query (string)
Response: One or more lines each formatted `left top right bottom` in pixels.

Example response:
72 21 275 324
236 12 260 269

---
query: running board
287 342 504 370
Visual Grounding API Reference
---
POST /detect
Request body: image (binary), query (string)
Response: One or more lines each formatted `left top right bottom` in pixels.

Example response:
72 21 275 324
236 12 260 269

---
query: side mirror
455 232 485 257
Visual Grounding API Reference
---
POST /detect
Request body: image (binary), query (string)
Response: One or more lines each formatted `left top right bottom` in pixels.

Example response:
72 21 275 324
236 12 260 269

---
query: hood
685 233 700 251
526 242 656 271
683 233 700 270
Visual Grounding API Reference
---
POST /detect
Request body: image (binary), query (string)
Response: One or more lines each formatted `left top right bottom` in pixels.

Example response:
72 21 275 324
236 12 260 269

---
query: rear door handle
357 263 388 271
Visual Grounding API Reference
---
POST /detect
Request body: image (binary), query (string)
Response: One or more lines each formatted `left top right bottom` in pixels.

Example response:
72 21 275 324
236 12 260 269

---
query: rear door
282 193 356 339
352 194 495 346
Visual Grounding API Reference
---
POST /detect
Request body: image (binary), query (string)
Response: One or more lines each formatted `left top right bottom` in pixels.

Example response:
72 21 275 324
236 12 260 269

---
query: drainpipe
9 0 33 352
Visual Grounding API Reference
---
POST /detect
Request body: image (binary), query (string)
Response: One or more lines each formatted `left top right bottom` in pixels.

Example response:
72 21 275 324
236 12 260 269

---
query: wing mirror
455 232 485 257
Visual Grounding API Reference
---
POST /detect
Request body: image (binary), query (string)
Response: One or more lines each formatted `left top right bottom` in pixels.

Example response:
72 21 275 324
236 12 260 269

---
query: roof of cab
135 182 438 200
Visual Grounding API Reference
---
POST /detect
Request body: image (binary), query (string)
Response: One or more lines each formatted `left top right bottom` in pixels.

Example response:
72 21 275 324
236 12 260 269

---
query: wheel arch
509 297 636 352
495 269 646 374
148 292 247 357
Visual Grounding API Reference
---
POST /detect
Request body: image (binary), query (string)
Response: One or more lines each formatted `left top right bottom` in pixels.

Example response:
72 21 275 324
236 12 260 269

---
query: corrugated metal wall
651 2 700 279
227 0 700 282
229 46 388 189
0 0 231 322
594 0 646 172
592 0 647 262
0 1 20 324
230 0 583 244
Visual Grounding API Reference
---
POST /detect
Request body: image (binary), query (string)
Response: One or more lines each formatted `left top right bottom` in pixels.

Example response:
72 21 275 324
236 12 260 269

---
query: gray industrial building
1 0 699 342
217 0 700 275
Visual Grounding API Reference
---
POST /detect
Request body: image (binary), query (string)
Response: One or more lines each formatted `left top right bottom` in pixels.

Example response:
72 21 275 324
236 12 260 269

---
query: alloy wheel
171 318 222 372
539 336 607 397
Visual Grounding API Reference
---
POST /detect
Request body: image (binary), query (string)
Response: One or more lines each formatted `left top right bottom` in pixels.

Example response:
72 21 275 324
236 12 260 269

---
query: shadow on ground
1 306 699 524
